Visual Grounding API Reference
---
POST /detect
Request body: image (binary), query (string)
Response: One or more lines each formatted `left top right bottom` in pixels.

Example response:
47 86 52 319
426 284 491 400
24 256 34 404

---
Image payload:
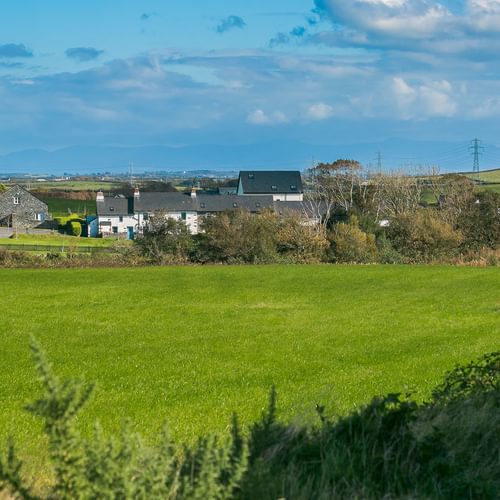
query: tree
373 171 423 218
198 209 279 263
0 183 6 194
136 210 193 264
457 191 500 250
385 209 463 262
429 172 475 227
312 159 363 210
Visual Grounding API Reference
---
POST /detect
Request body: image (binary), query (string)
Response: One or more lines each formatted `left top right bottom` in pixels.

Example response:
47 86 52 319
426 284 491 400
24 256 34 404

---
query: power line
469 139 484 175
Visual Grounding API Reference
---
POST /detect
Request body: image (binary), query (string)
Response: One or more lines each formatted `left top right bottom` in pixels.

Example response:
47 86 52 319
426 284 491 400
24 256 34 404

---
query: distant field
40 197 97 216
28 181 123 191
0 265 498 478
463 168 500 183
0 233 126 248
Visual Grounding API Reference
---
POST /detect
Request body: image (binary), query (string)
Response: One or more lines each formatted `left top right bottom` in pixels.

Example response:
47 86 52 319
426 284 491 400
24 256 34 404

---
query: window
109 207 115 212
143 213 149 221
290 185 297 190
36 212 44 221
200 203 206 209
119 216 123 222
181 212 187 220
271 185 278 191
248 173 254 179
13 196 20 205
232 202 238 208
112 226 118 234
255 202 261 208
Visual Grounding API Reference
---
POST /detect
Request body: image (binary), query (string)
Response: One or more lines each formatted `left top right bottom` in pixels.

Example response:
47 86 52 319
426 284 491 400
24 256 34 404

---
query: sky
1 0 500 169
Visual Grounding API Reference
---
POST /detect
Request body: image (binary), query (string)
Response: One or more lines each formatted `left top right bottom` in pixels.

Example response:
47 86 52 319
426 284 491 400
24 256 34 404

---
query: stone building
0 185 50 229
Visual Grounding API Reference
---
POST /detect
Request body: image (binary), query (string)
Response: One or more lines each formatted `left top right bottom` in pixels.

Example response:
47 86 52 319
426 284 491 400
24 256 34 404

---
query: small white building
96 191 139 239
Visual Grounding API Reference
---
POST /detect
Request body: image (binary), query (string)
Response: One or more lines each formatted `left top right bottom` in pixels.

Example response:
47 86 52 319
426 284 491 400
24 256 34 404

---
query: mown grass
0 234 124 248
0 265 498 475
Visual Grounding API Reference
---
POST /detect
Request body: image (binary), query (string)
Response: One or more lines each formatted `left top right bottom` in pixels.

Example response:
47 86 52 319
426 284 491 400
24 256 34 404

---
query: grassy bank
0 265 498 471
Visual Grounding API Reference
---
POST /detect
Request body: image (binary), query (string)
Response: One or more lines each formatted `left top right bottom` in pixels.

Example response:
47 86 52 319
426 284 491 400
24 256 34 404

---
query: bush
457 191 500 250
66 221 82 237
329 216 377 263
386 210 463 262
198 210 279 264
276 214 329 263
136 211 194 264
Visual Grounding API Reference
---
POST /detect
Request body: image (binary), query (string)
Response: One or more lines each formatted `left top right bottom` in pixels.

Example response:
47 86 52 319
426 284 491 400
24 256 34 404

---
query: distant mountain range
0 139 498 175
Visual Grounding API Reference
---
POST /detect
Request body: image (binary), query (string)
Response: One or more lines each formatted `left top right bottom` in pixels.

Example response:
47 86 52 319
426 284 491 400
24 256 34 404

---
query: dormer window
248 173 254 179
255 202 261 208
13 196 20 205
232 202 238 208
200 202 206 208
290 185 297 190
271 185 278 191
109 207 115 212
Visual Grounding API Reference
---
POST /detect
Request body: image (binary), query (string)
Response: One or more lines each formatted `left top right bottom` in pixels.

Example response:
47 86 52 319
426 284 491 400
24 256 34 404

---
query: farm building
0 185 50 229
95 172 317 238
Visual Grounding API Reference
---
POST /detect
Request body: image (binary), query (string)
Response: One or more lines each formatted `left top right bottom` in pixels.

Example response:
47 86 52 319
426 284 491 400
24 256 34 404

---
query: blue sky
1 0 500 168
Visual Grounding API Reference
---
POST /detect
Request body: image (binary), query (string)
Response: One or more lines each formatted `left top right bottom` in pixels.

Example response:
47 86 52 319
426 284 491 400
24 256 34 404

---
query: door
127 226 134 240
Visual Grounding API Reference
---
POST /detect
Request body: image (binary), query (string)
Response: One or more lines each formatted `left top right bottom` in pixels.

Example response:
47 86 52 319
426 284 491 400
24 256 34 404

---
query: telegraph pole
469 139 484 180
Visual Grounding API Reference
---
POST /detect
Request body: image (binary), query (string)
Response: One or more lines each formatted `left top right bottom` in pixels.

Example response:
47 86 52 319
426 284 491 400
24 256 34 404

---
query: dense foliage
1 345 498 499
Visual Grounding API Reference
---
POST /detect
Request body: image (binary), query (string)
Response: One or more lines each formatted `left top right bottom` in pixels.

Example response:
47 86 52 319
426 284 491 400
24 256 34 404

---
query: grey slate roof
134 192 275 213
97 191 325 217
238 171 303 194
96 197 131 216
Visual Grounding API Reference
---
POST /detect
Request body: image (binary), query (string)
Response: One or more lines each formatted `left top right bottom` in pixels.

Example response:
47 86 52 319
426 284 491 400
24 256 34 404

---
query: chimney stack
190 187 197 198
96 191 104 202
134 187 140 199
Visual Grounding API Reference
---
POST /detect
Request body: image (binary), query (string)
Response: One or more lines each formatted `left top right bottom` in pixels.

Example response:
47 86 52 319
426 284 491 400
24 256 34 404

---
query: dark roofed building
237 171 303 201
94 170 315 238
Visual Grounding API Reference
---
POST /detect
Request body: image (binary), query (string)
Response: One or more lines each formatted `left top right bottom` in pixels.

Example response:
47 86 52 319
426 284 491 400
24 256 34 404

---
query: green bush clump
66 221 82 237
1 345 498 499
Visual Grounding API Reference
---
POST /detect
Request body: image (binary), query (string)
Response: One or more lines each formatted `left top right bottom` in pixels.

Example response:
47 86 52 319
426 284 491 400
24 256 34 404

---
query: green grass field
464 168 500 183
40 198 97 217
0 265 498 476
0 234 124 248
27 181 123 191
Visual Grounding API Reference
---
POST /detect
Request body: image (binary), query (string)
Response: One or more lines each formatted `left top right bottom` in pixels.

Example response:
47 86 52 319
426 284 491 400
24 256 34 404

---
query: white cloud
247 109 287 125
391 77 456 118
306 102 334 120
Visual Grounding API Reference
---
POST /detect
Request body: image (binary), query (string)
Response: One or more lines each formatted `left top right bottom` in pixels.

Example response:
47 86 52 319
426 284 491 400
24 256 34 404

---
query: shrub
386 210 463 262
136 211 194 264
329 216 377 263
457 191 500 250
66 221 82 237
198 210 279 263
276 214 329 263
